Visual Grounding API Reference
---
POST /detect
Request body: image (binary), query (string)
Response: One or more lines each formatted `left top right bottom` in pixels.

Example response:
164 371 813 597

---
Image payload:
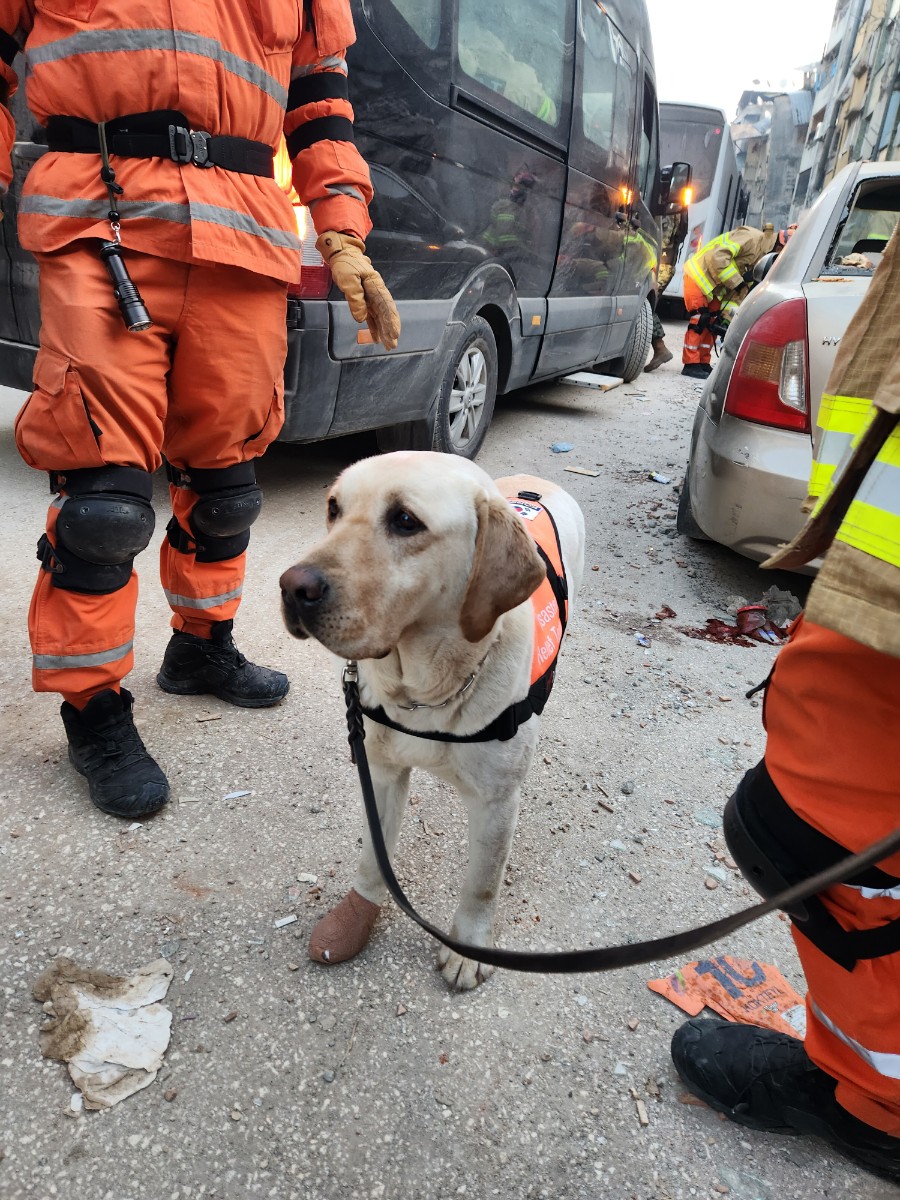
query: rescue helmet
778 223 799 246
760 222 778 254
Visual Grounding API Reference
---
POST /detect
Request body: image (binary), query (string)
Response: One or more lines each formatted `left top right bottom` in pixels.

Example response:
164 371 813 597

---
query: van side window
386 0 442 50
457 0 567 128
637 78 658 201
581 5 637 183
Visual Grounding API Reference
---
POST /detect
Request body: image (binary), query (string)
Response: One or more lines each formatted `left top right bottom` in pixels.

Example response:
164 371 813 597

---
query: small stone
582 1029 594 1043
287 963 300 972
627 1018 639 1031
620 780 635 795
164 1089 178 1102
628 871 642 885
322 1071 335 1083
396 1004 408 1017
230 1110 242 1121
540 1052 552 1062
713 1187 730 1195
223 1010 238 1023
718 696 732 703
705 878 719 891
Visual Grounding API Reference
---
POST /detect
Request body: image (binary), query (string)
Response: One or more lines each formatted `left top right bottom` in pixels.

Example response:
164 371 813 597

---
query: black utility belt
46 111 274 178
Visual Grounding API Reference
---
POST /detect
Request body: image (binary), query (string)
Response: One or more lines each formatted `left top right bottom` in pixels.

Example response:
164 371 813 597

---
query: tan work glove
316 231 400 350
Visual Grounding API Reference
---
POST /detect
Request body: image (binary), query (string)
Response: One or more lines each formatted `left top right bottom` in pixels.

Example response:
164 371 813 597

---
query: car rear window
825 180 900 275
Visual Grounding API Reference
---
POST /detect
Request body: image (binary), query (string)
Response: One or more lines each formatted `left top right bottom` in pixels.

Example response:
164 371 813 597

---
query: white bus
659 102 746 304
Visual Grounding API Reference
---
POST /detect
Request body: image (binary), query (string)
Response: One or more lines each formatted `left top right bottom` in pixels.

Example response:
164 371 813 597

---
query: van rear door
536 0 639 376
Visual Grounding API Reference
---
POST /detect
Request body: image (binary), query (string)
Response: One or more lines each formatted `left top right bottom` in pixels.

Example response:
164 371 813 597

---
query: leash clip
342 660 359 686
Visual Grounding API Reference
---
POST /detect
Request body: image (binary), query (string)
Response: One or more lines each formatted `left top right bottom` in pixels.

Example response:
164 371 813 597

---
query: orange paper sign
648 955 806 1038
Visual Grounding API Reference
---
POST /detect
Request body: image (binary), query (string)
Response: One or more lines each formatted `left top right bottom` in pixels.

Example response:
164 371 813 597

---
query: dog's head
280 451 546 660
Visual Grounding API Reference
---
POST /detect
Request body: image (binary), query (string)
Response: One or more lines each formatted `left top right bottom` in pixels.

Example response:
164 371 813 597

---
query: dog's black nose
280 564 329 609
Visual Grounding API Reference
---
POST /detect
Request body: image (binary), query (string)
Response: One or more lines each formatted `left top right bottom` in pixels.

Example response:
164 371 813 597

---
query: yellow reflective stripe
718 263 742 284
685 256 714 296
817 393 873 436
808 460 835 500
836 500 900 568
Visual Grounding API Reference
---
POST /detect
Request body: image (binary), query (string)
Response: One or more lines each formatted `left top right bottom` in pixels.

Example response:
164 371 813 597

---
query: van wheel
431 316 498 459
619 299 653 382
676 468 710 541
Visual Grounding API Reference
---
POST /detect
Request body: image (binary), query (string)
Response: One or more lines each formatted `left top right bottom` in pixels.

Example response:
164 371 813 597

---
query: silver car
678 161 900 571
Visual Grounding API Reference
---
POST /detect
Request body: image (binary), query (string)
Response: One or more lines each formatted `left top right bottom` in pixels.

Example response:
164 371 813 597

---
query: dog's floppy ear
459 492 546 643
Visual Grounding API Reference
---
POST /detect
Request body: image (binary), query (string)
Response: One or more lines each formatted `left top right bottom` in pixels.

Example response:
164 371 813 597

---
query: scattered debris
654 605 676 620
550 442 575 453
648 956 806 1038
634 633 651 648
273 914 298 929
195 713 222 723
648 472 672 484
223 1010 238 1024
560 371 622 392
582 1029 594 1043
564 465 601 477
396 1004 408 1017
628 871 642 885
627 1017 639 1031
33 958 173 1109
620 781 635 795
297 873 318 884
680 619 756 647
223 790 252 801
164 1089 178 1102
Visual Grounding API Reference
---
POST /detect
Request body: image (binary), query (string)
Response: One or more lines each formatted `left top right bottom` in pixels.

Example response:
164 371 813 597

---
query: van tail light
723 297 810 433
287 203 332 300
689 225 703 253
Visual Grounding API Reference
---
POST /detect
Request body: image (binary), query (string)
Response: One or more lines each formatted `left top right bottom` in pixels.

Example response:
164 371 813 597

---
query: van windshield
660 111 724 204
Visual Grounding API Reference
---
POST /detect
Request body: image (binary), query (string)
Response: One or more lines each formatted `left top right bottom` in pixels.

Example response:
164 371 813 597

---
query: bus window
660 115 723 204
457 0 567 127
581 4 638 186
387 0 442 49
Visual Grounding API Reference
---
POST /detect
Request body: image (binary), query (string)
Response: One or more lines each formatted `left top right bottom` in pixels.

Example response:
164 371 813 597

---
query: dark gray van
0 0 685 458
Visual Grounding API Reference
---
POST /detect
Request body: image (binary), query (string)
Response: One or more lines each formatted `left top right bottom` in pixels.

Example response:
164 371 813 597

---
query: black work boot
644 337 674 372
681 362 713 379
672 1018 900 1183
61 688 169 818
157 621 289 708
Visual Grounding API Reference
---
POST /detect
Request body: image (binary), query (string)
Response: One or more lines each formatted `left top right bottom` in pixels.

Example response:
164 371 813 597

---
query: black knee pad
166 461 263 564
42 466 155 593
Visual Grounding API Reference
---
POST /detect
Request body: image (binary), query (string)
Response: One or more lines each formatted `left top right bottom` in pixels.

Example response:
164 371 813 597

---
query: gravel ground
0 326 893 1200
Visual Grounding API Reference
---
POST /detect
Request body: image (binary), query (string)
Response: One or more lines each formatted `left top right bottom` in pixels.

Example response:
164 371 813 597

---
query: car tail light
273 136 332 301
723 297 810 433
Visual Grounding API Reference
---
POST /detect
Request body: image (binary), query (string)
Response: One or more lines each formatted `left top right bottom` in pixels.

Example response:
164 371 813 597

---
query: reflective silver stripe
34 639 133 671
854 460 900 518
190 202 300 251
844 882 900 901
292 56 347 76
27 28 287 105
21 194 191 224
50 495 66 509
815 428 856 469
164 585 242 609
325 183 366 203
810 999 900 1079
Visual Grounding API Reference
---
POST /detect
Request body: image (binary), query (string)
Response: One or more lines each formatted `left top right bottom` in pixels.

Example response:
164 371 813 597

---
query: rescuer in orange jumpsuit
0 0 400 819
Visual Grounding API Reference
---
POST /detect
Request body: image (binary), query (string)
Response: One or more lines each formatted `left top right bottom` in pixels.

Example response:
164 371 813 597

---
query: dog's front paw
436 944 495 991
309 889 380 965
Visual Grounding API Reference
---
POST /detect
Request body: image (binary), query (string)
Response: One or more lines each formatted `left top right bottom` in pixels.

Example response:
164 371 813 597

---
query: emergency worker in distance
672 226 900 1185
0 0 400 819
681 221 793 379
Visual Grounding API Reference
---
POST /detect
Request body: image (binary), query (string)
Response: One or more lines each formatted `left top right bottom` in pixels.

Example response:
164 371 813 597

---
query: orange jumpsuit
0 0 374 704
765 615 900 1136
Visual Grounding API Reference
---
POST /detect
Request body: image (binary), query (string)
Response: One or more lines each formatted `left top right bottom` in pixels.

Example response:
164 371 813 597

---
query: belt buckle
167 125 213 167
188 129 213 168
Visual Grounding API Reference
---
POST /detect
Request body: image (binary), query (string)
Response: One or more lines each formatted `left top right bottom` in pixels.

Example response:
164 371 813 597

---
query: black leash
342 664 900 973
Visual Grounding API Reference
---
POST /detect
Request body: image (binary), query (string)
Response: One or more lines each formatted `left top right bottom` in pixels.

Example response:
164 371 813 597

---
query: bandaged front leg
308 889 381 964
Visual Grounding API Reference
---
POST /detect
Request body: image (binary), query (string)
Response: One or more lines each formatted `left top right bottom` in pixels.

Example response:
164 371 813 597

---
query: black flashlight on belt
96 119 153 332
99 239 152 332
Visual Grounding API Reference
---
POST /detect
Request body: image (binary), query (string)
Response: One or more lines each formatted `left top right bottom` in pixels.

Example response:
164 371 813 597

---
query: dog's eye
388 508 425 537
327 497 340 523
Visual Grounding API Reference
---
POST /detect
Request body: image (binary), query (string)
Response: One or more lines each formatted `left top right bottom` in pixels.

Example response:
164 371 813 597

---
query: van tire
676 468 710 541
431 316 498 459
620 299 653 382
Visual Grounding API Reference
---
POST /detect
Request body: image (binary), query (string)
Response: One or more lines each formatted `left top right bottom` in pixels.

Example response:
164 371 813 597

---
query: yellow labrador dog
280 451 585 989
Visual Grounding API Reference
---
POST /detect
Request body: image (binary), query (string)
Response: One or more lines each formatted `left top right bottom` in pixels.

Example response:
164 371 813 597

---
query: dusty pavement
0 322 892 1200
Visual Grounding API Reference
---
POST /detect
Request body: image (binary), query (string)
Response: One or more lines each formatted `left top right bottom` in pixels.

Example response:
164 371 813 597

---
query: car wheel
619 299 653 383
676 467 710 541
430 316 498 459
